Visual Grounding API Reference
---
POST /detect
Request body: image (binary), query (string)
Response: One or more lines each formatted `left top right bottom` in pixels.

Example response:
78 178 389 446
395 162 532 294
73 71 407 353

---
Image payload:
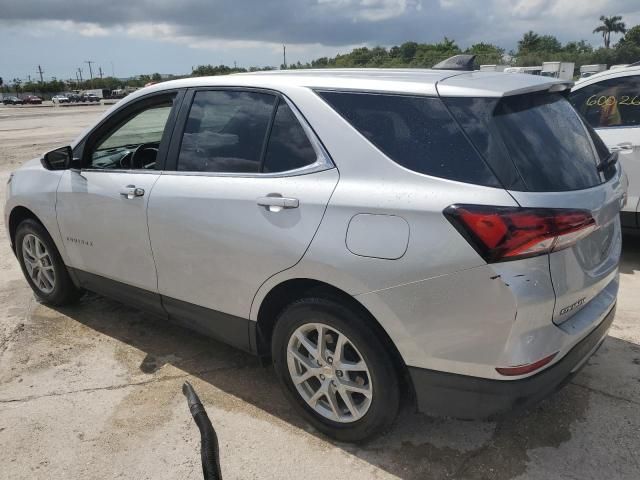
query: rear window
317 91 500 187
444 93 603 192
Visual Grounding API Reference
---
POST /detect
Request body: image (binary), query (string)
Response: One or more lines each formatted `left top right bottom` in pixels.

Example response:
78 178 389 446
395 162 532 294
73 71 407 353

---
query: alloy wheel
287 322 373 423
22 233 56 294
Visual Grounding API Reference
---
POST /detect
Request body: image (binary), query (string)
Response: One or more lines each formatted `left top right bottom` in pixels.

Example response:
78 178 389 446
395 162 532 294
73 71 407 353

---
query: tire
272 297 400 442
15 219 82 306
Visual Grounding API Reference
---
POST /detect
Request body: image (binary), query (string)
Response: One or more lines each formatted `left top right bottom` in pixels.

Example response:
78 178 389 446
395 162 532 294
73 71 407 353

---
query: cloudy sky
1 0 639 81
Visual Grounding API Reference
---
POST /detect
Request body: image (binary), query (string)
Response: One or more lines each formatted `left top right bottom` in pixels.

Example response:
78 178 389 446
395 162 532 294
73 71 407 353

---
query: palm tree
593 15 626 48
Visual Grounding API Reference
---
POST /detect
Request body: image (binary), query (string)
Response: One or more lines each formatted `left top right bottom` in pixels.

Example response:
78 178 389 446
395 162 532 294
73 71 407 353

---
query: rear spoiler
436 73 573 98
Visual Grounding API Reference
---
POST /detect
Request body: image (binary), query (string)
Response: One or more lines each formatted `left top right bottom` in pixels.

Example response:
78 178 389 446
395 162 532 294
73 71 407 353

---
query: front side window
568 75 640 128
177 90 276 173
88 95 175 170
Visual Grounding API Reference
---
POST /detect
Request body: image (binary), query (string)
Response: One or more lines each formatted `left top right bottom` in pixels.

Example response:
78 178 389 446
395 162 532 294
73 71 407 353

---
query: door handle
120 185 145 199
257 195 299 212
610 142 634 153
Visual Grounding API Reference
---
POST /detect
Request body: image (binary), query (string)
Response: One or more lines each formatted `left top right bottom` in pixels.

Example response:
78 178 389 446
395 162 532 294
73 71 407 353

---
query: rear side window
444 93 603 192
263 100 317 173
178 90 276 173
568 75 640 128
318 91 500 187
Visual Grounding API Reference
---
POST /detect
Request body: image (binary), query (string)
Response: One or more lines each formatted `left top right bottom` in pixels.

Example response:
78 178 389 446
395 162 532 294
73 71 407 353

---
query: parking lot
0 104 639 480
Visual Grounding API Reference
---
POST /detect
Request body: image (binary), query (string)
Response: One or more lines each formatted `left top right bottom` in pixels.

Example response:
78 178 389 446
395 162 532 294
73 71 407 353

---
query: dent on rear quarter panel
356 255 560 379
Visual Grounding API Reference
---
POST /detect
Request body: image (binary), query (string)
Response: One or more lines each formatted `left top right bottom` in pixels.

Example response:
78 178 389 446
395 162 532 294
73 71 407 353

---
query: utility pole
78 67 83 83
283 45 287 69
98 66 104 79
37 65 44 83
84 60 94 86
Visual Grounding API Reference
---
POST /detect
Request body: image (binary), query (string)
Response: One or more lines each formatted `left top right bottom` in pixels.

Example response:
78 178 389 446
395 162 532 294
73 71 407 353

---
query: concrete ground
0 104 639 480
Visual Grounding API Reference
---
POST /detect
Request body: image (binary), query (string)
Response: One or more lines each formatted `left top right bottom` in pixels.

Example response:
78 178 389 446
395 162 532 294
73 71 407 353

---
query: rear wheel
272 297 400 442
15 219 82 306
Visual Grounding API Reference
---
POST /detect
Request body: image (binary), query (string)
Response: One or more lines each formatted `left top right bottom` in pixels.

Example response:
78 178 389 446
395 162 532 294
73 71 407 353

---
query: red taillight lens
444 204 596 263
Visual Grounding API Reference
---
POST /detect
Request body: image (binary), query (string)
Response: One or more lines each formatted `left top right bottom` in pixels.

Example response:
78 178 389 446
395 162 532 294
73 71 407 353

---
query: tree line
3 15 639 97
287 18 640 70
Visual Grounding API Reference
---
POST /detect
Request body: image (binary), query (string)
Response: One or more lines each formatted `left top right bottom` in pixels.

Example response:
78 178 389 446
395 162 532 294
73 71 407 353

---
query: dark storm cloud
0 0 484 46
1 0 639 48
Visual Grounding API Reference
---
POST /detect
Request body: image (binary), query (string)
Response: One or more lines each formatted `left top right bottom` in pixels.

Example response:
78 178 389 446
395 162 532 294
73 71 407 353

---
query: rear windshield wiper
596 152 618 172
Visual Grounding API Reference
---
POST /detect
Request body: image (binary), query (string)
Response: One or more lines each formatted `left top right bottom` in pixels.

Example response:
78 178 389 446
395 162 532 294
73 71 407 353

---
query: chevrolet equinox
5 69 625 442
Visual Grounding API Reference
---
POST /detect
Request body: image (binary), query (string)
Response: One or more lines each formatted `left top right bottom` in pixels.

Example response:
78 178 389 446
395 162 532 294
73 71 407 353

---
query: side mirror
41 146 74 171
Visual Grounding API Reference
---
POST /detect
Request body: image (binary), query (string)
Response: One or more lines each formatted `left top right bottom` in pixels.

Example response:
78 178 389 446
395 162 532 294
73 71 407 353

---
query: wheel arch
255 278 413 400
8 206 43 252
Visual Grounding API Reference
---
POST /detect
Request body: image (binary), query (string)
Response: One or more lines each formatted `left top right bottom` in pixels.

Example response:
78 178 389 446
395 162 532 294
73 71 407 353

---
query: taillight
444 204 596 263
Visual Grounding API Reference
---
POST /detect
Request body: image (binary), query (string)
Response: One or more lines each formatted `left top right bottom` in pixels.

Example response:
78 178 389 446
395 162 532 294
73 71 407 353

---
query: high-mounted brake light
444 204 596 263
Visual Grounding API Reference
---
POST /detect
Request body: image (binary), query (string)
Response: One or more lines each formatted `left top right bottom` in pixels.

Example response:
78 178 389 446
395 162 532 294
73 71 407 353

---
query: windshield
443 92 604 192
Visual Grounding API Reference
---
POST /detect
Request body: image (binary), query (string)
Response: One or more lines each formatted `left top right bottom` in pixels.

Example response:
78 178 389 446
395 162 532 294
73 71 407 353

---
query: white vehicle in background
526 66 543 75
610 64 630 70
52 94 70 104
81 88 104 99
504 66 542 75
479 64 507 72
580 64 607 79
569 64 640 231
541 62 575 80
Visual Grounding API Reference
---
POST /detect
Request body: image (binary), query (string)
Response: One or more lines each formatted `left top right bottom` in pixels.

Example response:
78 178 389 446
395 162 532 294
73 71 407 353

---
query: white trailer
504 66 542 75
540 62 575 80
523 66 542 75
82 88 104 98
579 64 607 79
479 64 507 72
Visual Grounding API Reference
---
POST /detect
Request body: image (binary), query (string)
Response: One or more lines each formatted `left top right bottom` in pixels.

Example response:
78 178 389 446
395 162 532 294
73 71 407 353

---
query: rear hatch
441 87 625 323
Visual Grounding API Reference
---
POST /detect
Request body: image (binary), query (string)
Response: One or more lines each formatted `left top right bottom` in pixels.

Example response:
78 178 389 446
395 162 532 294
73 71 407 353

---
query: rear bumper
409 303 615 419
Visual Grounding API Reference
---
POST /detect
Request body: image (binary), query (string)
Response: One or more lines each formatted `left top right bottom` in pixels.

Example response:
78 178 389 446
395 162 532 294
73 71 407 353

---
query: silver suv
5 70 624 442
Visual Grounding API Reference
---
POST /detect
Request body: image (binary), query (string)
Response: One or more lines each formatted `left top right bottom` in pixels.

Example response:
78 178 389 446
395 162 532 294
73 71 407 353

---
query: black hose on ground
182 381 223 480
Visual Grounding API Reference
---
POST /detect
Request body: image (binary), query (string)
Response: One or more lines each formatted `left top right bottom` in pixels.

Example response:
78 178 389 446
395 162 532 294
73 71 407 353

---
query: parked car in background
23 95 43 105
5 70 624 442
569 64 640 231
66 93 81 103
81 93 100 103
52 94 70 104
2 96 24 105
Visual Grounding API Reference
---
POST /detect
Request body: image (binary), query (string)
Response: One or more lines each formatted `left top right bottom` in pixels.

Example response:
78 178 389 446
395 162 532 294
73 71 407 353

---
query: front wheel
15 219 82 306
272 297 400 442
